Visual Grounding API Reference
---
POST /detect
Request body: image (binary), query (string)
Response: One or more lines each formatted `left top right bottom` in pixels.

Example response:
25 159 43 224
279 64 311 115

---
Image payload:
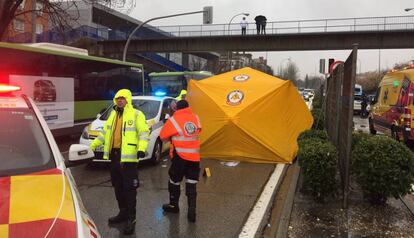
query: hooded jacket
90 89 150 162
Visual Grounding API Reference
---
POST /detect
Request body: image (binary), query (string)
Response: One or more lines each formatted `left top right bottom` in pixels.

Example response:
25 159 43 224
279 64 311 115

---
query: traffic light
203 6 213 24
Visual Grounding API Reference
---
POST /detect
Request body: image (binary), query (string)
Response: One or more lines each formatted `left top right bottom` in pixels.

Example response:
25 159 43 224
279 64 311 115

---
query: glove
137 151 146 158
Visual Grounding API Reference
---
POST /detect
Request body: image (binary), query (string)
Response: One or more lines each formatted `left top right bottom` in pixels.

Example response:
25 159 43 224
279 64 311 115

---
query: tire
369 118 377 135
150 139 163 165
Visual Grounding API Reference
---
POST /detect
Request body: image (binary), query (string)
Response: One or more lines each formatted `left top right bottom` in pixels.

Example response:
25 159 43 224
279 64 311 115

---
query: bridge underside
97 30 414 55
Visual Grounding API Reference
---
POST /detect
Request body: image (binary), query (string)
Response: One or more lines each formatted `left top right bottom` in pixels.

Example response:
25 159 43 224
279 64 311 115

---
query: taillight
404 107 411 130
0 84 21 93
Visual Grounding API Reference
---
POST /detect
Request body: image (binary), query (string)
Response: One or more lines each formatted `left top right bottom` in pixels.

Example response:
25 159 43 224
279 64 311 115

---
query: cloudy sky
129 0 414 78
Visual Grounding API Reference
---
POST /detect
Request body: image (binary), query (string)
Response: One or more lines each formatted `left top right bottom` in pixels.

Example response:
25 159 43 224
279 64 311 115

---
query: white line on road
238 163 286 238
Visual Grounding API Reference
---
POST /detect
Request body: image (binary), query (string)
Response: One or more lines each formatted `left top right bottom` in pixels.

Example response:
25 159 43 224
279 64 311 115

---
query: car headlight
81 126 89 139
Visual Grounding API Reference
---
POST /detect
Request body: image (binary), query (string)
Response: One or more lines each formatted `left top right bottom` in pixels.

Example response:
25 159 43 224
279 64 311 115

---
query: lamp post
357 58 362 74
278 57 291 75
405 8 414 11
122 10 206 62
228 12 249 35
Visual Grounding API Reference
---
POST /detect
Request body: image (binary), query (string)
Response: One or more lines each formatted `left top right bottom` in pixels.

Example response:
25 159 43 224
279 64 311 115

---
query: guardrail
146 15 414 38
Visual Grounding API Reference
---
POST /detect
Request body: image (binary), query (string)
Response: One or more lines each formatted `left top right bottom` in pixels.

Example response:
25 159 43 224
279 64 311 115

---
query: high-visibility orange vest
160 107 201 162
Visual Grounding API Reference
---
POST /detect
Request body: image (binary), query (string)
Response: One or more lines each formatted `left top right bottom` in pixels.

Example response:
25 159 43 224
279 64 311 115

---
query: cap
176 100 189 110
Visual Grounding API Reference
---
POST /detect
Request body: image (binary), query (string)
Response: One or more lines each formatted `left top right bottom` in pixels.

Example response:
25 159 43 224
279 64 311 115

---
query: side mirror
66 144 94 167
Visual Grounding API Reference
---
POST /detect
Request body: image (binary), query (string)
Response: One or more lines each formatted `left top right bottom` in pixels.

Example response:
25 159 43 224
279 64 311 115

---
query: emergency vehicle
79 96 176 164
0 84 100 237
369 66 414 143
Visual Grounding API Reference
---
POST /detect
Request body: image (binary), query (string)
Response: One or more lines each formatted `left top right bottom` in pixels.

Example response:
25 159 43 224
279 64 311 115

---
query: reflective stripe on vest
175 147 199 153
172 136 199 141
169 117 184 136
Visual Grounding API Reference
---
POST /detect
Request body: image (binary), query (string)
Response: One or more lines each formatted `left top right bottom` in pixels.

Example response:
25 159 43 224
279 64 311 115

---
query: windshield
100 99 161 120
0 108 55 177
354 86 362 95
147 75 186 96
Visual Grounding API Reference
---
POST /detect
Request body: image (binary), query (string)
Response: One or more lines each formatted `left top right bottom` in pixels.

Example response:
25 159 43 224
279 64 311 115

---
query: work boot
108 210 127 224
186 183 197 223
123 218 136 235
162 181 180 213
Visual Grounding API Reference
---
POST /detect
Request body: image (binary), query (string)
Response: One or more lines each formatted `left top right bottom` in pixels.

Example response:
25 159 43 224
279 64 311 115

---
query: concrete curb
238 164 287 238
275 161 300 238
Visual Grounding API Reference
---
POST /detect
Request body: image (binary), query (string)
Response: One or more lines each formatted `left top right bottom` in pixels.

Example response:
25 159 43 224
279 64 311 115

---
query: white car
79 96 176 164
0 84 100 238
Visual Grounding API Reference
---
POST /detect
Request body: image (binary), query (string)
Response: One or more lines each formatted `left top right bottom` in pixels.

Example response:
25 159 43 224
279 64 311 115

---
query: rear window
0 108 55 176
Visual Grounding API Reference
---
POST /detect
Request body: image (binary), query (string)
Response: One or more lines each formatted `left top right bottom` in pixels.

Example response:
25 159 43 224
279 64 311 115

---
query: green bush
311 108 325 130
298 139 338 202
351 131 372 151
352 136 414 204
312 94 323 109
298 129 328 148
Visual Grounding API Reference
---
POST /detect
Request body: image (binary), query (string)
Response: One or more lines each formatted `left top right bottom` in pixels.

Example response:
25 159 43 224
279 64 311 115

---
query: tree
0 0 131 41
277 60 300 84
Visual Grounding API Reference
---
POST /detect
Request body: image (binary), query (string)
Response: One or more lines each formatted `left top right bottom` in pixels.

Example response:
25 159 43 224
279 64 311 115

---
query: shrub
312 94 323 109
298 129 328 148
352 136 414 204
298 139 338 202
311 108 325 130
351 131 372 151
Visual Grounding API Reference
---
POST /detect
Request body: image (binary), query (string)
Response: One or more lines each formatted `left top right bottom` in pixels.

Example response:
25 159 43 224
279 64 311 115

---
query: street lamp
278 57 291 78
405 8 414 12
228 12 249 35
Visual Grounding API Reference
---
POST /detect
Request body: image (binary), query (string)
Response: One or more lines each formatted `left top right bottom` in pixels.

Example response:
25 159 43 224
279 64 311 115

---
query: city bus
146 71 213 97
0 42 144 136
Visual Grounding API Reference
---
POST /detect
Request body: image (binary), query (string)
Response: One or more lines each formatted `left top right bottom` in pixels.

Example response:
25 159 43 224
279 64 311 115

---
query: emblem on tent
233 74 250 82
227 90 244 105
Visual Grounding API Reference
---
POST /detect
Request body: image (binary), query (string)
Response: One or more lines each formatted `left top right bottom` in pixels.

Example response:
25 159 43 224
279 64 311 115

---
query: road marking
238 163 286 238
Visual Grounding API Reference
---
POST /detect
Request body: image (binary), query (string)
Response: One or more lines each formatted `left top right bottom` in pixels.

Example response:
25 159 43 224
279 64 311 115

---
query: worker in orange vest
159 100 202 222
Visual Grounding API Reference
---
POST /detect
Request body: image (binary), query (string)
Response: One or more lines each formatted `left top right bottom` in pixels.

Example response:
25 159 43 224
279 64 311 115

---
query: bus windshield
146 71 213 97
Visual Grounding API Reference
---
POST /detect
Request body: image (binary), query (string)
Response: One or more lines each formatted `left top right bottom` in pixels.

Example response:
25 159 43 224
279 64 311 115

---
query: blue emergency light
154 91 167 96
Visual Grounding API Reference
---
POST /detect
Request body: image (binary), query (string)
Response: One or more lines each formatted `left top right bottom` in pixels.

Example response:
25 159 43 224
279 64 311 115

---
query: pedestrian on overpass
240 17 248 35
90 89 150 235
160 100 202 222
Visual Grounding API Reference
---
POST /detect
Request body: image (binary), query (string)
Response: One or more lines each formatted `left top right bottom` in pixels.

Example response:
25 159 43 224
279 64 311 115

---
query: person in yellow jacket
175 89 187 101
90 89 149 235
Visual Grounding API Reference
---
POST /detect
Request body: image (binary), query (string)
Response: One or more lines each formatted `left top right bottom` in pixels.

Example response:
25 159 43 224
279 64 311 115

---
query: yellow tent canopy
187 67 313 163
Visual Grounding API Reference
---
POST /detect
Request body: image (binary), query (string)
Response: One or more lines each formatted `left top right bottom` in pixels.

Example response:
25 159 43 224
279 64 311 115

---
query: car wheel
369 118 377 135
150 139 162 165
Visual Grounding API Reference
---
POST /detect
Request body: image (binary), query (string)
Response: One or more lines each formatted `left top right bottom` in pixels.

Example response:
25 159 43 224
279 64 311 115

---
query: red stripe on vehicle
28 168 62 176
9 218 76 238
0 177 10 224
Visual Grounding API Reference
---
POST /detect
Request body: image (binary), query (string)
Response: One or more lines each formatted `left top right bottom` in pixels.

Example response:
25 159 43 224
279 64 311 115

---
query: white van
79 96 176 164
354 84 363 113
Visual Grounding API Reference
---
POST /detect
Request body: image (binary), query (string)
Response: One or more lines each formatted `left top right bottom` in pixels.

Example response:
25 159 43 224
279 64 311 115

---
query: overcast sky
129 0 414 79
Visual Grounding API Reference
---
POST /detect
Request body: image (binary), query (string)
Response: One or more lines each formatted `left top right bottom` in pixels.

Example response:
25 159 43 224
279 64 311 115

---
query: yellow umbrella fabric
187 67 313 163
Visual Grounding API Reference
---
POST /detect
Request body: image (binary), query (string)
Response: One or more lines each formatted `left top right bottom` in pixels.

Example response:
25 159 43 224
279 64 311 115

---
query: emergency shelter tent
187 67 313 163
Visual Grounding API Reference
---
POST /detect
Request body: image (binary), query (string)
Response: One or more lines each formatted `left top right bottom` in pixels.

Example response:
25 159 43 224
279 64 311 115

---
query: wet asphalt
58 137 275 238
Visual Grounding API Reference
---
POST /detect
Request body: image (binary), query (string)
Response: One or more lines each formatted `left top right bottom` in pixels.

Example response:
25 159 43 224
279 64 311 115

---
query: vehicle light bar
0 84 21 93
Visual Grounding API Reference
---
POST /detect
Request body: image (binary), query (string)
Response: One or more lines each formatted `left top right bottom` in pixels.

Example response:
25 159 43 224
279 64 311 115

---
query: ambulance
0 84 100 237
79 96 176 164
369 66 414 143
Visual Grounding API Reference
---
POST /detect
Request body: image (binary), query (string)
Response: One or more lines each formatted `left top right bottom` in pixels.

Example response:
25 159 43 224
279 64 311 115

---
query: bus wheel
369 118 377 135
151 139 163 165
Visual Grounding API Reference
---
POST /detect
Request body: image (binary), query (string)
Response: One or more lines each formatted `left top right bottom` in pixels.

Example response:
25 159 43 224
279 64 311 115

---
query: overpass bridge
96 15 414 56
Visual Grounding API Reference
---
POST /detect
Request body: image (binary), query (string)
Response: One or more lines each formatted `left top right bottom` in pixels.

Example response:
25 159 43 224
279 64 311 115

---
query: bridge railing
148 15 414 38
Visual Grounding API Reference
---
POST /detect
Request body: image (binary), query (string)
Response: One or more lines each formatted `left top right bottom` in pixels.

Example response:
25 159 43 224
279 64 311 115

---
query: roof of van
380 68 414 86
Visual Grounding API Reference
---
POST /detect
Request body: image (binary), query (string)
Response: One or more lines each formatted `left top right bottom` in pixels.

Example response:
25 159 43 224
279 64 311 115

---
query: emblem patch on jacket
184 122 197 135
128 120 133 126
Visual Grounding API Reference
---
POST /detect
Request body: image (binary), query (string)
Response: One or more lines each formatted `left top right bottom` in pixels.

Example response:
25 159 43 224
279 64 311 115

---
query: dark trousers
241 27 246 35
168 150 200 208
261 24 266 34
256 24 260 34
110 148 139 219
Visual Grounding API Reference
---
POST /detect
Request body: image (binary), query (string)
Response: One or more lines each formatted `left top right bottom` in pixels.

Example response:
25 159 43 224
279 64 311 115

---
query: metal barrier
152 15 414 37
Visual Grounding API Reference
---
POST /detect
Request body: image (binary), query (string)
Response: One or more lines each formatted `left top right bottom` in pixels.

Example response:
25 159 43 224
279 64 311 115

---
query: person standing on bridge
160 100 202 222
90 89 150 235
254 15 267 35
240 17 248 35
